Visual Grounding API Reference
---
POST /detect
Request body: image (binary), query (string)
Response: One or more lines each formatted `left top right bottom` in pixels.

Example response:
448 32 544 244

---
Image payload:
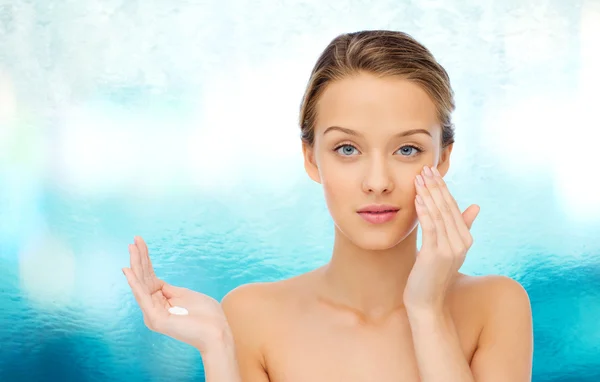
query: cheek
401 174 418 199
321 168 351 200
319 160 357 207
400 161 426 191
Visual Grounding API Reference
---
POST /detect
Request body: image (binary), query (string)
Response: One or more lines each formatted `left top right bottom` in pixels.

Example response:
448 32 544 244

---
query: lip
357 204 400 213
356 204 400 224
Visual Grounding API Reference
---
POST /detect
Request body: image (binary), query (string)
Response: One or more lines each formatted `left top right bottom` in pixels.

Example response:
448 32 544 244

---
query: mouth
356 205 400 224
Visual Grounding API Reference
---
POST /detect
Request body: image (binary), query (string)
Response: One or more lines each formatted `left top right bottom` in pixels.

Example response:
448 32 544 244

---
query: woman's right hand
122 236 232 355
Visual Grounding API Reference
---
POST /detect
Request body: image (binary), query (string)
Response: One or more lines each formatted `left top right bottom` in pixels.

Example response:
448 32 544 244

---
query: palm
123 236 228 352
162 285 224 322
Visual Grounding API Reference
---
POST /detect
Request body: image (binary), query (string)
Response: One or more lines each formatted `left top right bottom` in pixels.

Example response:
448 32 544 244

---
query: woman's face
303 72 451 251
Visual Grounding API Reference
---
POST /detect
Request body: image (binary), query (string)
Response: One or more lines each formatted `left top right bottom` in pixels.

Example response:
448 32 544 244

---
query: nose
361 156 395 195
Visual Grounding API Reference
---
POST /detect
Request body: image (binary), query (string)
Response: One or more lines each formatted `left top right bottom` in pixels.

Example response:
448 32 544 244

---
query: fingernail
432 167 441 177
416 174 425 186
423 166 433 177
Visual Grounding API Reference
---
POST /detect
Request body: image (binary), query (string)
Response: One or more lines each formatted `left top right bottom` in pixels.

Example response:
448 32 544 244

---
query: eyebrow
323 125 432 138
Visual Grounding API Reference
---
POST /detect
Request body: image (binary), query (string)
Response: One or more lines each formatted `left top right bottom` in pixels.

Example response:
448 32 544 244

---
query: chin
336 221 418 251
354 231 409 251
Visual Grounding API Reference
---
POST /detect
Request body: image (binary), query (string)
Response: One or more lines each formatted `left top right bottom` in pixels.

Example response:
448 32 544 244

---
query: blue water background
1 0 599 381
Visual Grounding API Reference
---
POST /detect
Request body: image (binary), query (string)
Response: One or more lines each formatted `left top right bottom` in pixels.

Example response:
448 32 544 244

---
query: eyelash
332 143 424 157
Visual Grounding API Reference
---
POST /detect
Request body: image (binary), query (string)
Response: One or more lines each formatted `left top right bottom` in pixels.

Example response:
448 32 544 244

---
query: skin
124 71 533 381
221 72 533 381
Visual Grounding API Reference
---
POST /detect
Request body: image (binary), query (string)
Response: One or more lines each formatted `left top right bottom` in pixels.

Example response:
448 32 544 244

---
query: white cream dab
168 306 189 315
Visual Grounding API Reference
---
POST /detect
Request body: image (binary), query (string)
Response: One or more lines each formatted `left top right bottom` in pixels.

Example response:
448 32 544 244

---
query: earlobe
302 143 322 184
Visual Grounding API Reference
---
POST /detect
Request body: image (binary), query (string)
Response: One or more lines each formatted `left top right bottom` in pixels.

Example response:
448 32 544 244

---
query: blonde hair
299 30 455 148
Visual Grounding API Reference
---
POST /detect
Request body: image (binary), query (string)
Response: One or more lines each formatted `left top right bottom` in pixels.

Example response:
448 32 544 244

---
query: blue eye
335 144 359 156
397 145 422 156
334 144 422 157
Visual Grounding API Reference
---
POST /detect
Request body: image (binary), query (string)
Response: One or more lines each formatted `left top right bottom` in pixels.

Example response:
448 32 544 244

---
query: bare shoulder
454 274 534 379
475 274 532 333
452 273 533 375
221 281 279 317
220 278 306 380
221 272 315 339
453 273 531 314
221 280 281 341
221 272 313 317
455 273 524 288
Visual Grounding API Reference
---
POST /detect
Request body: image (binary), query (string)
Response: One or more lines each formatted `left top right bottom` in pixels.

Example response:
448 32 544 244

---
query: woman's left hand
404 165 480 313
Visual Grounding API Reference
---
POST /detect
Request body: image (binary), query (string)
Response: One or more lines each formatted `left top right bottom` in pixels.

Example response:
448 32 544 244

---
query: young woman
123 30 533 382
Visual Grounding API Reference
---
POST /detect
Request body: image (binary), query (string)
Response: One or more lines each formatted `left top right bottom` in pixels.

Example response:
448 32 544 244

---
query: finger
122 267 153 313
134 236 150 283
138 236 157 280
152 290 171 310
421 166 464 254
129 244 144 283
162 283 186 299
123 267 170 332
430 167 472 245
414 191 437 249
416 172 451 251
415 175 440 249
462 204 481 230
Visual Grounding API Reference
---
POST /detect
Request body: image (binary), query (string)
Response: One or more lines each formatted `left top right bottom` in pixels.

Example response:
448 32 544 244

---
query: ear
302 142 321 184
436 143 453 177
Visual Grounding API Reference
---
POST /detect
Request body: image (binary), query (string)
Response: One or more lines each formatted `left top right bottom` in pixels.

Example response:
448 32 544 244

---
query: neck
321 227 418 320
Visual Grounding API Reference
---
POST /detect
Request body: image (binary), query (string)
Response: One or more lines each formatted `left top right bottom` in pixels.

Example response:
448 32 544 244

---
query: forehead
315 73 440 134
